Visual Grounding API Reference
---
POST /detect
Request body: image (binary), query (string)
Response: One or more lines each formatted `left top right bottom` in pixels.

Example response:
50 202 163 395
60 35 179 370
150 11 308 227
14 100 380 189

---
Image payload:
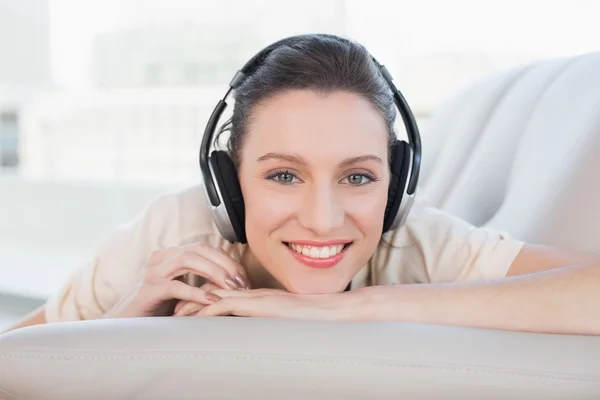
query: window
0 111 19 168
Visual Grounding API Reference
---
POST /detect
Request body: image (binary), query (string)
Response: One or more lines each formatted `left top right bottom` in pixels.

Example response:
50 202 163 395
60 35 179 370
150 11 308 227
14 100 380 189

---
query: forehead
242 90 389 161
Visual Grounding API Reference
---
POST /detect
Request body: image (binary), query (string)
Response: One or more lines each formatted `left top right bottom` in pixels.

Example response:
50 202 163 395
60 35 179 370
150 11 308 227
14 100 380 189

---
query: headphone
199 34 422 244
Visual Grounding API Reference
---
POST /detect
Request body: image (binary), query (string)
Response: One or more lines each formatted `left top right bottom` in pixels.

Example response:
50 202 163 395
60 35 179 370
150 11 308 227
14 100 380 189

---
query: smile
283 241 352 268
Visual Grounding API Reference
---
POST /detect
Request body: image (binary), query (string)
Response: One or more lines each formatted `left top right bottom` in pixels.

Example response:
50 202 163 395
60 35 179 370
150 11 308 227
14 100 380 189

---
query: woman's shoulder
362 195 440 285
140 183 214 237
136 183 244 258
366 194 524 285
377 194 448 249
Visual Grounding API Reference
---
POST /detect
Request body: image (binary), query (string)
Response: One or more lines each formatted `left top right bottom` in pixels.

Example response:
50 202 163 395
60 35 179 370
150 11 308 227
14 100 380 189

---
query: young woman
5 34 600 335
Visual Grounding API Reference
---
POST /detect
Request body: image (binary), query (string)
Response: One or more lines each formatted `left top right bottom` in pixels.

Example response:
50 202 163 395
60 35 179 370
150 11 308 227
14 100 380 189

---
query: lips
283 241 352 269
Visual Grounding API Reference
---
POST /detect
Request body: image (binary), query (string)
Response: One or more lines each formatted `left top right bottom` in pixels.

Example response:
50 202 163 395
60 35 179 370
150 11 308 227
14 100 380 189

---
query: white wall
0 0 51 87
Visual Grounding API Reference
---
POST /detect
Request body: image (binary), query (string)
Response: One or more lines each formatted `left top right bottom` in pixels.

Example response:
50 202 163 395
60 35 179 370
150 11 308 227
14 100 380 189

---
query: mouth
283 241 353 269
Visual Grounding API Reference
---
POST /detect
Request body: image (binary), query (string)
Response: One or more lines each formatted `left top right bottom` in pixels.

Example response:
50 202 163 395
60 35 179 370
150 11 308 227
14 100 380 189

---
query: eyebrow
256 152 383 167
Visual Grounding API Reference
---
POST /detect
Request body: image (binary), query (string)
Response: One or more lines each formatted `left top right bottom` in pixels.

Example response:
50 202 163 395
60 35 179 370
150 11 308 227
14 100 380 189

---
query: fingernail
205 293 222 302
225 277 240 289
234 275 250 289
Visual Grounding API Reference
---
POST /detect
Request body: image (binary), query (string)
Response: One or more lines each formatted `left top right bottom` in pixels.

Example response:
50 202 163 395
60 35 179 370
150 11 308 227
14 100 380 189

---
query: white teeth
319 247 330 258
287 243 348 259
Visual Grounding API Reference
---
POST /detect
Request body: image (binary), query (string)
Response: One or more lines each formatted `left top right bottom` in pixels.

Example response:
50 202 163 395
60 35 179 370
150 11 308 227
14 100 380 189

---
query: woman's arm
365 261 600 335
507 243 600 276
1 306 46 334
197 261 600 336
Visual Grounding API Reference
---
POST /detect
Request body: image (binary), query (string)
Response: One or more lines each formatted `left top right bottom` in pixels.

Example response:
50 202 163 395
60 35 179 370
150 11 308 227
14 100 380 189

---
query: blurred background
1 0 599 328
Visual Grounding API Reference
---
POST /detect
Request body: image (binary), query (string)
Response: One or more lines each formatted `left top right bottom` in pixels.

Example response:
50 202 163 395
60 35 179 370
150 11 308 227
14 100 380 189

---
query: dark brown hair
219 34 396 168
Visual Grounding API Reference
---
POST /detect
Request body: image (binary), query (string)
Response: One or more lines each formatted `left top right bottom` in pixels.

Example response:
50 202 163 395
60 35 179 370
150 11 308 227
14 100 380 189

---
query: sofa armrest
1 317 599 399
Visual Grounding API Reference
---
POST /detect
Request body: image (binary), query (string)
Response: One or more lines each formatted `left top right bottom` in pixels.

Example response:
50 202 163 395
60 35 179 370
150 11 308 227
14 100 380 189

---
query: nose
297 183 345 236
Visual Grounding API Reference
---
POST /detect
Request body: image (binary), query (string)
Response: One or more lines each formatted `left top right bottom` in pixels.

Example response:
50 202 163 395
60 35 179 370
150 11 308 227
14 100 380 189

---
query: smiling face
237 89 391 294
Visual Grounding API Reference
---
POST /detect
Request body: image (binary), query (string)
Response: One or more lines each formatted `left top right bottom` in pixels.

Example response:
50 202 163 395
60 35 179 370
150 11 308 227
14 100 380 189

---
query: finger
145 243 251 289
174 283 234 314
174 300 188 315
200 282 221 292
187 243 251 288
175 301 206 316
206 288 286 300
173 283 223 316
197 298 239 317
145 246 189 267
142 247 195 283
207 288 264 299
173 298 208 315
152 252 243 290
198 297 267 318
159 280 222 305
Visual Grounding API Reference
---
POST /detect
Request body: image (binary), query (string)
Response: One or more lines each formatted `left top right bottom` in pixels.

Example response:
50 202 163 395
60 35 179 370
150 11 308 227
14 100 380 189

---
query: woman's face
238 90 390 294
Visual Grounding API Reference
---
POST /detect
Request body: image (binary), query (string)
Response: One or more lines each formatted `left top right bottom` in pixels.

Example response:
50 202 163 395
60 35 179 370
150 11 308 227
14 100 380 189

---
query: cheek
242 183 294 239
348 188 388 244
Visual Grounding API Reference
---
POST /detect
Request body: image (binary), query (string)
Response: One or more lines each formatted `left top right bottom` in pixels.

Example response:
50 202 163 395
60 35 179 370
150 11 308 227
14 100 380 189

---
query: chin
281 278 350 295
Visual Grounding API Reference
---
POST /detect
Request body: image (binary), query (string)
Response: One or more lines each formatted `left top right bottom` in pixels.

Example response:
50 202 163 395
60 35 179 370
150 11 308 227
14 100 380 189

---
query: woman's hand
173 282 221 316
189 287 368 321
103 242 250 319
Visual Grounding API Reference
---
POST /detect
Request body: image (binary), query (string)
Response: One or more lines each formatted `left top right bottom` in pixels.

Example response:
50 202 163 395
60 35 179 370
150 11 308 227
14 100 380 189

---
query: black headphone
199 34 422 244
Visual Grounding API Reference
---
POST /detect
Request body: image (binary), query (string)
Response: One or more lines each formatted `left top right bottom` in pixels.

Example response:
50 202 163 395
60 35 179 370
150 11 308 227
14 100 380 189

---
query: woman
5 33 600 335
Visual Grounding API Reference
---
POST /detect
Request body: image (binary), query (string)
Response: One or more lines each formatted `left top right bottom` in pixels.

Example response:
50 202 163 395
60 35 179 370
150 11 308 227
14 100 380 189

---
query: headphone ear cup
210 150 247 243
383 140 411 233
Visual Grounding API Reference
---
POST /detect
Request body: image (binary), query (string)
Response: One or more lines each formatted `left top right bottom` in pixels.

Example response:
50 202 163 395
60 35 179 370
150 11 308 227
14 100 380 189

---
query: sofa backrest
421 52 600 253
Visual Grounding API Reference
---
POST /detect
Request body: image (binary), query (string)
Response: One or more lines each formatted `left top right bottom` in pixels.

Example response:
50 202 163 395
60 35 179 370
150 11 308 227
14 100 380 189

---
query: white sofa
2 51 600 399
421 51 600 252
